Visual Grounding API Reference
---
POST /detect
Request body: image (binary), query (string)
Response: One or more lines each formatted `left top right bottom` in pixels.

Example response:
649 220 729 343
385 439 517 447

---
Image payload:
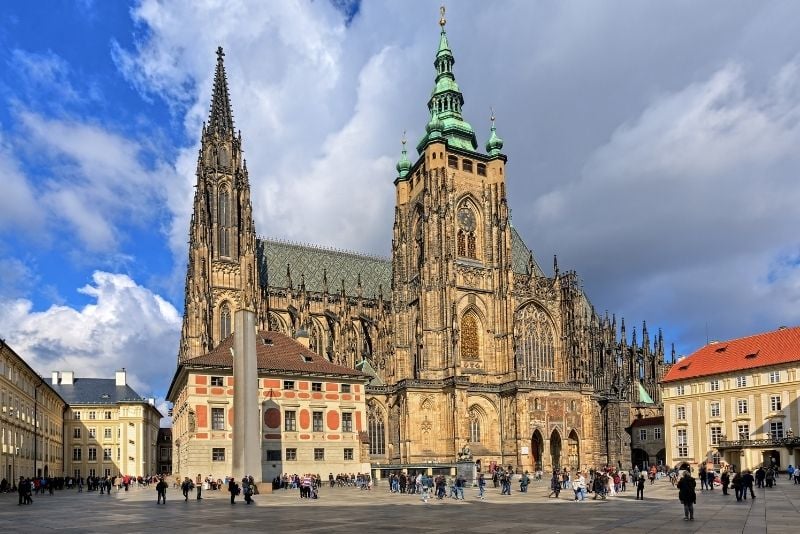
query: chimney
51 371 59 385
115 368 127 386
61 371 74 385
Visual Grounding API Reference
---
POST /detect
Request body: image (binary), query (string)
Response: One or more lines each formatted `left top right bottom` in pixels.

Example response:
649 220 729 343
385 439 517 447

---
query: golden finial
439 5 446 27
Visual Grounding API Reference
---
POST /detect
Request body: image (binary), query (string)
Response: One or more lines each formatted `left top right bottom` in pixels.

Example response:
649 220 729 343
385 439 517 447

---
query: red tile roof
662 326 800 383
630 416 664 428
183 330 365 378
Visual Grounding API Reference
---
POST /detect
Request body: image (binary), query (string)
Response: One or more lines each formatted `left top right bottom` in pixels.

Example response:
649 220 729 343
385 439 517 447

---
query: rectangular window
314 448 324 461
312 411 323 432
710 402 720 418
104 428 112 439
736 376 747 388
462 159 473 173
88 428 96 439
88 411 96 420
103 448 112 461
476 163 487 176
311 382 322 392
117 448 120 461
88 468 96 478
447 155 458 169
639 429 647 441
211 376 224 386
675 385 685 395
676 429 688 457
737 424 750 440
266 450 281 461
710 426 722 446
72 447 82 461
769 421 784 439
73 469 81 480
342 412 353 433
73 411 81 420
73 428 81 439
737 399 748 415
676 406 686 420
344 448 354 461
211 407 225 430
285 448 297 461
769 371 780 383
104 468 111 478
709 379 720 391
284 411 296 431
283 380 295 390
88 447 97 461
212 448 225 461
341 384 351 393
770 395 782 412
654 428 662 440
104 411 112 420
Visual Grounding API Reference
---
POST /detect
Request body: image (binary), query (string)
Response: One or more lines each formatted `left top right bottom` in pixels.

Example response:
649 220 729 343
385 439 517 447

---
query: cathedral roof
257 238 391 298
510 226 543 277
183 330 366 378
662 326 800 383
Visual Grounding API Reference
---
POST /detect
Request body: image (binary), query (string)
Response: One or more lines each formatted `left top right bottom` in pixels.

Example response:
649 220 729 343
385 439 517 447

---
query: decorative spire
208 46 234 134
396 131 411 179
416 5 477 154
486 108 504 156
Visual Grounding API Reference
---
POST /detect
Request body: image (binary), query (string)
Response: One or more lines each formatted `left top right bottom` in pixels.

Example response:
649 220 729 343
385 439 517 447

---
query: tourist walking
636 473 645 500
181 477 191 501
478 473 486 500
156 477 167 504
720 469 730 496
548 471 561 498
742 470 756 499
228 477 238 504
196 474 203 500
677 471 696 521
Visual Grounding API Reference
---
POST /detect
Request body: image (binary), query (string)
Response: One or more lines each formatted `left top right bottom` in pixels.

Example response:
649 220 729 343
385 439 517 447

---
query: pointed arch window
218 187 231 257
467 233 477 258
457 230 466 256
515 305 557 381
460 313 480 360
469 409 481 443
220 303 232 340
367 403 386 456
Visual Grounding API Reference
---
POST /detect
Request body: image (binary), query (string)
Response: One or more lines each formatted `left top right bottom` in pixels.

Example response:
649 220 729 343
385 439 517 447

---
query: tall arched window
220 303 232 340
469 408 481 443
218 187 231 257
467 233 477 258
515 305 557 381
460 313 480 360
367 403 385 456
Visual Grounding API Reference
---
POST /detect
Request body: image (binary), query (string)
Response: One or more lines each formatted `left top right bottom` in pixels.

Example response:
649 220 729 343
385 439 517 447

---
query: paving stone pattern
1 477 798 533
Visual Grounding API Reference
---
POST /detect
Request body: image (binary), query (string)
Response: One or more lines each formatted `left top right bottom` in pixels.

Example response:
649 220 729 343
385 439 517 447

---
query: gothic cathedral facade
175 14 668 474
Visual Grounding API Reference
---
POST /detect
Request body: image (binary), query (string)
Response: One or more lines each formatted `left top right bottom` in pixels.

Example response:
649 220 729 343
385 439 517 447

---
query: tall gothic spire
209 46 234 135
416 6 477 154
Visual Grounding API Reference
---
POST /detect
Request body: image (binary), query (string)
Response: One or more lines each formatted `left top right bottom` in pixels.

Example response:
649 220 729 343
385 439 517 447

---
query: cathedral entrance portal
567 430 580 470
531 430 544 471
550 430 562 470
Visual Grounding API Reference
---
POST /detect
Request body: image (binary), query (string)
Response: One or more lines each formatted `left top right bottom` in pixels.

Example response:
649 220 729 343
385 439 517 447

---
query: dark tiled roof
510 226 543 276
185 330 365 378
631 416 664 428
258 238 391 297
51 379 147 405
663 326 800 383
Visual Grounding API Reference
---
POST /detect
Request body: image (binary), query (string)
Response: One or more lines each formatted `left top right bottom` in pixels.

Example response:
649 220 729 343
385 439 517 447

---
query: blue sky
1 1 799 412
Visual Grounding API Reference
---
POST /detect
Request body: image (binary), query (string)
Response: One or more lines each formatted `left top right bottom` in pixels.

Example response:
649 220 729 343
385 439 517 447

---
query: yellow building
52 369 162 480
662 326 800 471
1 340 66 483
167 331 370 482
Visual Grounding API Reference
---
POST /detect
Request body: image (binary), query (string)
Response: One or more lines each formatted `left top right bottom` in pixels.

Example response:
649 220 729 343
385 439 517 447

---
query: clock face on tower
457 208 476 232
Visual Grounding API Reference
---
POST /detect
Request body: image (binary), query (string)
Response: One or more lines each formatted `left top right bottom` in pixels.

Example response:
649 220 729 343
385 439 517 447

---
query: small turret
396 133 411 180
486 110 504 156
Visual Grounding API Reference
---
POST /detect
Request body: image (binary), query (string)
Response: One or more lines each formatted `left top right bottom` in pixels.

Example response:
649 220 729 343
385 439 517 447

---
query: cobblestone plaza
1 478 797 533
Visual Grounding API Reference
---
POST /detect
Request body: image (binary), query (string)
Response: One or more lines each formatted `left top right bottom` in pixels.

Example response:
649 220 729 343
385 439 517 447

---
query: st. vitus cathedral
176 11 669 472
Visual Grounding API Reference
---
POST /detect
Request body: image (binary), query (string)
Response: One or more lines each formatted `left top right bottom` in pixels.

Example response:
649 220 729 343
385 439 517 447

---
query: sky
1 0 799 418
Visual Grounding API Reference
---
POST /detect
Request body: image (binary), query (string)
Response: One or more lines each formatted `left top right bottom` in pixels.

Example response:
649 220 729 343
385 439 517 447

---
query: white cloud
0 130 41 232
0 271 181 398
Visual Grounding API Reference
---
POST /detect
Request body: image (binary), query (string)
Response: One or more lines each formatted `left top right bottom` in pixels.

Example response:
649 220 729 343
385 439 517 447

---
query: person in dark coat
636 473 646 500
677 471 697 521
228 476 237 504
18 477 25 505
720 469 730 496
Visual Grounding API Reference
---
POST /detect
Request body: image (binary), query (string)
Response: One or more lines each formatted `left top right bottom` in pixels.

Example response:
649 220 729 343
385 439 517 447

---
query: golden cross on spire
401 130 407 147
439 5 446 27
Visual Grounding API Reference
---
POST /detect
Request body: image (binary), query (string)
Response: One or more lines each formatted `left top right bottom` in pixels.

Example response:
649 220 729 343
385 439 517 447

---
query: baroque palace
170 10 669 479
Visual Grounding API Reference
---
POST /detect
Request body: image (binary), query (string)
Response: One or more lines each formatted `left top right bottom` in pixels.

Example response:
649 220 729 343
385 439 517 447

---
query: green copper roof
396 137 411 179
258 238 391 298
486 116 504 156
416 13 478 155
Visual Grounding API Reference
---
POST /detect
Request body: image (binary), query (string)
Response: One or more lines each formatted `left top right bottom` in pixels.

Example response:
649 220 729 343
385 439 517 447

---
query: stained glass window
461 314 480 360
469 409 481 443
457 230 466 256
220 303 231 340
218 187 231 257
367 403 385 455
515 306 557 381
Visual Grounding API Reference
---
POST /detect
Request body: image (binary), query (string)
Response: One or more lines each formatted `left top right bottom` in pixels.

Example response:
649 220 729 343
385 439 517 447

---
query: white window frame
676 406 686 420
768 371 780 384
770 395 782 412
737 399 748 415
710 402 720 418
736 376 747 388
709 379 720 392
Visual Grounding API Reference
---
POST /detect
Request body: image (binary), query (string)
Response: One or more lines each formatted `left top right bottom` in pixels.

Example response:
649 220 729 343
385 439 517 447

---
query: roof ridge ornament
440 5 446 28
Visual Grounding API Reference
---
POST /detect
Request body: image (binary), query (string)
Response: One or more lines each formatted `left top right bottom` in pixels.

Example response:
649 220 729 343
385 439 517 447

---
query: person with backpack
677 471 697 521
228 476 238 504
156 477 167 504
